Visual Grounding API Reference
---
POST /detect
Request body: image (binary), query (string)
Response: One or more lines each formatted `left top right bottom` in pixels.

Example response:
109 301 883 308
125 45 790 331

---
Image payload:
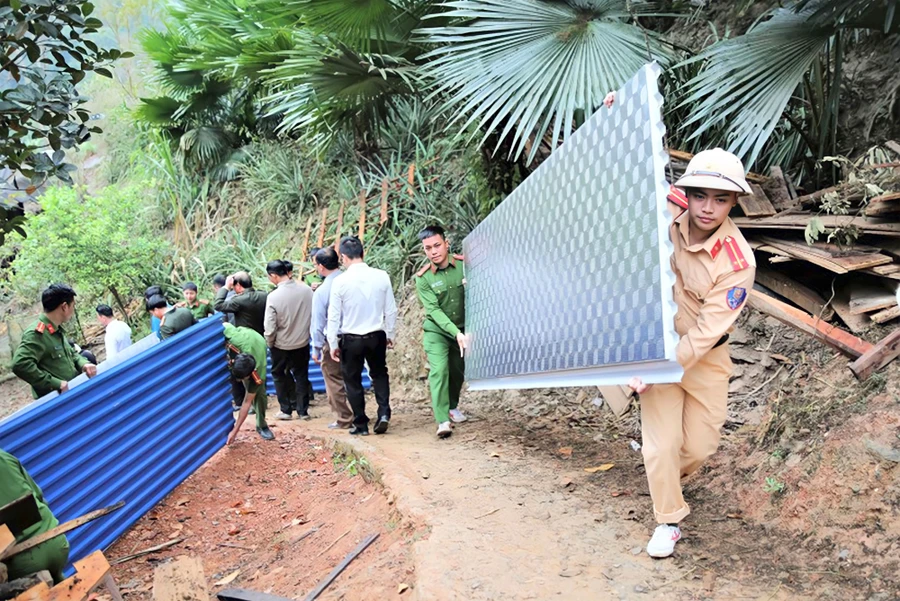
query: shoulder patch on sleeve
723 236 750 271
727 287 747 310
667 185 689 209
415 263 430 278
251 370 262 385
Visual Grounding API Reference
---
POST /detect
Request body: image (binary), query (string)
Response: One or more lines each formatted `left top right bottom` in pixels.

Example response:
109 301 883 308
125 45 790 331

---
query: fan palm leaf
419 0 672 163
679 7 836 168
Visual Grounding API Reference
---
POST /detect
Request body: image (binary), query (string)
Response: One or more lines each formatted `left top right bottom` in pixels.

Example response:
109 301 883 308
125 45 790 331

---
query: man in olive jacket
214 271 267 335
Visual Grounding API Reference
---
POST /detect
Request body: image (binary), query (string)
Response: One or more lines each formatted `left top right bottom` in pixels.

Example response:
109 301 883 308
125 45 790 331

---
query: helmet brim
674 174 752 195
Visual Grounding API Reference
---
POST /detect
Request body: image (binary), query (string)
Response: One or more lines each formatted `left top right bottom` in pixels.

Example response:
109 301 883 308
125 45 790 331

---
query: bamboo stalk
317 207 328 248
380 178 389 224
357 191 366 241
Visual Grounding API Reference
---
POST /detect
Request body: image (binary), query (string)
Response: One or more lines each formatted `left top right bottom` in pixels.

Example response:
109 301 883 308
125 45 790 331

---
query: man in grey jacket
264 259 314 420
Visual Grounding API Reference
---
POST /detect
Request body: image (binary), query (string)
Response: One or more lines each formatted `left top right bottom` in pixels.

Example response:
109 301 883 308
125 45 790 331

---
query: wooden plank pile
668 148 900 380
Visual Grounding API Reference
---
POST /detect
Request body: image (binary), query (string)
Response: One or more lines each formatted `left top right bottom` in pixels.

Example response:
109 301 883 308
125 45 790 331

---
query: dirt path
284 405 804 601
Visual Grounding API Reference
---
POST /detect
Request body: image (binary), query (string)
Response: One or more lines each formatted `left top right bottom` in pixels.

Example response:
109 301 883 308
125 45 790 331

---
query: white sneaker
449 408 467 423
437 421 453 438
646 524 681 558
274 411 293 420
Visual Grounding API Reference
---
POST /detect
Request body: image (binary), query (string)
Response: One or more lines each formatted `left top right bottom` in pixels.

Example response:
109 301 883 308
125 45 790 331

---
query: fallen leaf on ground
227 527 241 536
175 497 190 506
726 513 744 520
214 569 240 586
398 583 410 594
231 501 243 508
291 517 308 526
770 353 793 364
490 452 500 458
558 447 573 457
584 464 614 473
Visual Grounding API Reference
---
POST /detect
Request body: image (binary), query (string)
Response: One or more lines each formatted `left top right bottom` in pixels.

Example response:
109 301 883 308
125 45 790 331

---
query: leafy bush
2 184 169 320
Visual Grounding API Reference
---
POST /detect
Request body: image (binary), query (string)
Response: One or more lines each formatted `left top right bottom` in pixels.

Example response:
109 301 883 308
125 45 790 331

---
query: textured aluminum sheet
0 317 232 569
463 63 681 389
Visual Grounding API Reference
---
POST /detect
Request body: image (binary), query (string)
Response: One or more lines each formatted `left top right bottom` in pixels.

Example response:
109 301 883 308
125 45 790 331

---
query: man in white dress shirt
96 304 132 361
327 236 398 436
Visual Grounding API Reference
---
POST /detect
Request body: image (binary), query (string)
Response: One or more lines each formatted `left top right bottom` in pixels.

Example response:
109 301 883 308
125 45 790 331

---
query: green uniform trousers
423 331 465 424
253 386 267 429
7 535 70 583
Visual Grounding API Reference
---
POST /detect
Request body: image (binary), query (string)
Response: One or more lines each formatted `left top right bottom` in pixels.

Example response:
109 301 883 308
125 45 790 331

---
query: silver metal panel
463 63 682 389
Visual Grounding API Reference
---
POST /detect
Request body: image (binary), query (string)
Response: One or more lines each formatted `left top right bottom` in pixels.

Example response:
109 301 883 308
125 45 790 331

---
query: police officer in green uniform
177 282 214 320
147 295 197 340
12 283 97 398
0 449 70 583
224 323 274 441
415 225 469 439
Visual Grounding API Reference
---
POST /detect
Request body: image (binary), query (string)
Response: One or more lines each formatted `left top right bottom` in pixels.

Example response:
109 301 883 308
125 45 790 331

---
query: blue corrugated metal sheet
265 349 371 395
0 317 231 568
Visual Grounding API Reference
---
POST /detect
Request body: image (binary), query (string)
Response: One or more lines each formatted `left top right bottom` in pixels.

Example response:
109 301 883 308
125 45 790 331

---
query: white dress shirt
104 319 132 360
326 262 397 349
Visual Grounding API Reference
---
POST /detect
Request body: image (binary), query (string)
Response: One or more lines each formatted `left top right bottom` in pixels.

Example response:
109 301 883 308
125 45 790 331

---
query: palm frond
293 0 398 51
419 0 672 163
679 7 835 168
179 126 233 165
795 0 900 31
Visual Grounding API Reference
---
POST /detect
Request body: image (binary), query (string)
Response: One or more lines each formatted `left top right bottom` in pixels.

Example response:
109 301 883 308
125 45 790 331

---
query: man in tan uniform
629 148 756 558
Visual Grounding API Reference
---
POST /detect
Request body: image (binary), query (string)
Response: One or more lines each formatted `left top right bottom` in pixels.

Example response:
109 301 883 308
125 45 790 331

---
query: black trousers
339 331 390 428
230 377 245 407
271 345 311 415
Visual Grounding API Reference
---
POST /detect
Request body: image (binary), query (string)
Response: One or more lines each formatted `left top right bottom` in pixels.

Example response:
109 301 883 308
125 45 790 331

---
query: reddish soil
104 427 418 601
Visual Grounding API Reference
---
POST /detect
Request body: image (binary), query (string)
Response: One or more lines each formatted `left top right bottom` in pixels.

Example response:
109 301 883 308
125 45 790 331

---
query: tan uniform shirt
671 212 756 371
264 279 313 350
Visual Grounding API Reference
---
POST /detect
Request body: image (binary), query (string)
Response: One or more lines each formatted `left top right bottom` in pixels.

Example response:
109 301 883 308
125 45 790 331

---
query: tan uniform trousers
640 343 732 524
321 342 354 427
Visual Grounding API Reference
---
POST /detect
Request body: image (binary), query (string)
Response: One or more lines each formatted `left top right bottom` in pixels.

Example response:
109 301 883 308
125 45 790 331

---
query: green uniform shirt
185 300 214 321
415 256 466 338
223 323 267 394
214 287 268 335
12 315 88 398
159 306 197 340
0 449 59 542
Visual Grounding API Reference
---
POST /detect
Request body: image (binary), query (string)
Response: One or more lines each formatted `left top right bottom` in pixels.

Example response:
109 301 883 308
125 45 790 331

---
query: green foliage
419 0 674 163
763 476 785 495
681 1 899 174
0 0 131 238
2 185 169 318
0 0 131 188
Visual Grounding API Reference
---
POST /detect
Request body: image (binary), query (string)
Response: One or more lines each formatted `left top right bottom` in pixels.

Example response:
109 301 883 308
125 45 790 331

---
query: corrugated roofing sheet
0 316 231 567
265 350 371 395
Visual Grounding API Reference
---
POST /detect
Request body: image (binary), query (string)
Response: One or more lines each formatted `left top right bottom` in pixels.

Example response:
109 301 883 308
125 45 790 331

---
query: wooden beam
316 208 328 248
357 191 366 241
849 328 900 380
17 551 112 601
748 289 873 358
755 267 834 320
864 192 900 216
871 305 900 324
300 216 312 260
303 533 379 601
849 281 897 314
379 178 389 224
832 287 872 334
754 236 892 273
333 201 345 250
733 215 900 237
153 557 208 601
738 184 776 217
1 503 124 561
766 166 794 211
